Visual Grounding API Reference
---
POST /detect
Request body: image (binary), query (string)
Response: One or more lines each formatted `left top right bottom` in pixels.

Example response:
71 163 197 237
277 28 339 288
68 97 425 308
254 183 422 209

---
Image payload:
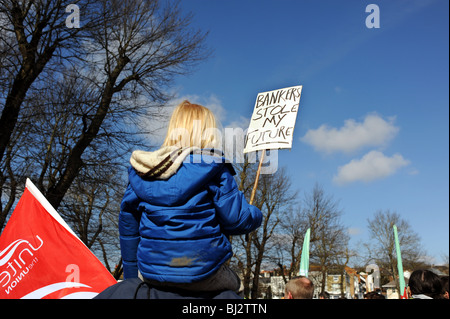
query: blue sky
166 0 448 265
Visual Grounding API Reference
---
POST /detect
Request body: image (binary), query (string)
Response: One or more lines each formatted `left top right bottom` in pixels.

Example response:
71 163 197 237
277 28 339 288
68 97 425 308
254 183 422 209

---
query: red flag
0 179 116 299
400 287 409 299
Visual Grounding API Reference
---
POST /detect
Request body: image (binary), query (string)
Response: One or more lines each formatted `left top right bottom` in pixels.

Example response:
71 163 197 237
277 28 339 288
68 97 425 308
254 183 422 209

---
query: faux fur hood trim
130 146 199 180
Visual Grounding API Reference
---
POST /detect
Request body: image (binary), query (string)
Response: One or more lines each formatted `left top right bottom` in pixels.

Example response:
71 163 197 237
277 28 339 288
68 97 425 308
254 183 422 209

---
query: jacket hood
130 146 196 180
128 147 234 206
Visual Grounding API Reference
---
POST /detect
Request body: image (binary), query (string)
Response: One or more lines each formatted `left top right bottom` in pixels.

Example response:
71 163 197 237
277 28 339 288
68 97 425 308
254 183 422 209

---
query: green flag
299 228 310 277
393 224 407 299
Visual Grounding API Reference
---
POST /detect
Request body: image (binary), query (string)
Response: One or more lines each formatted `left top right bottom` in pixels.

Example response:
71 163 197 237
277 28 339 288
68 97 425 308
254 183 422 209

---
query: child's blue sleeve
208 165 262 235
118 183 142 279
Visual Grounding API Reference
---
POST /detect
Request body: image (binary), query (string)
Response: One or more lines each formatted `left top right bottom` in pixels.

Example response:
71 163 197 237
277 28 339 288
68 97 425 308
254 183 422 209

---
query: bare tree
230 154 258 298
303 183 349 294
0 0 98 163
0 0 210 273
232 163 297 299
59 161 123 271
0 66 127 265
0 0 98 229
1 0 210 231
276 205 308 281
44 0 210 209
366 210 425 295
0 0 102 229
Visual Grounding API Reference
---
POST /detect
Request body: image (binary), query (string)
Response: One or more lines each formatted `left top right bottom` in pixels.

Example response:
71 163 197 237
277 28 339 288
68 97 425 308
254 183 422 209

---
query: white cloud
225 116 250 131
300 113 399 154
333 150 410 185
347 227 362 236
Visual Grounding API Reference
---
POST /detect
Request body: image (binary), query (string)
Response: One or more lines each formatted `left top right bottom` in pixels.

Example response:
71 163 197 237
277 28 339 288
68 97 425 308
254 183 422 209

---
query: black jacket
94 278 242 299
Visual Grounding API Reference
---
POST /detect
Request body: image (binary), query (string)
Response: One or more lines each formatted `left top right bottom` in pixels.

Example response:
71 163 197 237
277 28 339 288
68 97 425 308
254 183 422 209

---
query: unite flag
0 179 116 299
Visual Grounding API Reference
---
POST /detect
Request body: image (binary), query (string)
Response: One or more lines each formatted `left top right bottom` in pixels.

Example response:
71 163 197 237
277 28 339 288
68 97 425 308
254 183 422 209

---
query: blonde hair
162 100 220 149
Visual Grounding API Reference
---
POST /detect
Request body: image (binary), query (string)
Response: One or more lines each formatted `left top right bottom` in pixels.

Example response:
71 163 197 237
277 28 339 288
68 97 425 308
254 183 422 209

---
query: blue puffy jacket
119 149 262 283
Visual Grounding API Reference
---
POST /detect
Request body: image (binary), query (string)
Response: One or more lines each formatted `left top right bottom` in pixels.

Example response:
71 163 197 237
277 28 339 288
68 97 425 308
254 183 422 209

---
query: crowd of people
283 270 449 300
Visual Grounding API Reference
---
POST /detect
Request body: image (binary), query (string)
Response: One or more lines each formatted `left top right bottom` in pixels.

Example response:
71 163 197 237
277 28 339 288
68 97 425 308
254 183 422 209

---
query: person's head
364 291 385 299
319 291 330 299
162 100 220 149
284 276 314 299
408 269 443 299
440 276 449 299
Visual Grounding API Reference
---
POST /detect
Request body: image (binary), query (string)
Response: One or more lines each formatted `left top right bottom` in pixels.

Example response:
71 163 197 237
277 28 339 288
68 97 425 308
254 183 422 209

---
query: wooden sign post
248 150 265 205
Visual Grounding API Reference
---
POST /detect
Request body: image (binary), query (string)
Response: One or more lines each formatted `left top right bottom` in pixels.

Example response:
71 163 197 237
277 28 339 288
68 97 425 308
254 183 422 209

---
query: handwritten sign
244 85 302 153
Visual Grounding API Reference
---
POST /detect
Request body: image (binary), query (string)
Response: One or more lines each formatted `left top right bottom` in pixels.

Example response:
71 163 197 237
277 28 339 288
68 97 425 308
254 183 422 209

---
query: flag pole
393 224 407 299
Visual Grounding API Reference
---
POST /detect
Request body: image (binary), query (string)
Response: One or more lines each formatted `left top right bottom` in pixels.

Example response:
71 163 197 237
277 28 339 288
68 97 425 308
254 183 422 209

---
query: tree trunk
45 56 129 208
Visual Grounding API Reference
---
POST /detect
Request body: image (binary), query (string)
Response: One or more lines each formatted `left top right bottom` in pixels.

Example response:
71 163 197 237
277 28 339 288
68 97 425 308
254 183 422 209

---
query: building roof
382 277 409 288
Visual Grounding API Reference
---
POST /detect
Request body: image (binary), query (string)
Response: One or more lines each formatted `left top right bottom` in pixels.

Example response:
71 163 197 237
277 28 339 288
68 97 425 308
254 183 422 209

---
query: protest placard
244 85 303 154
